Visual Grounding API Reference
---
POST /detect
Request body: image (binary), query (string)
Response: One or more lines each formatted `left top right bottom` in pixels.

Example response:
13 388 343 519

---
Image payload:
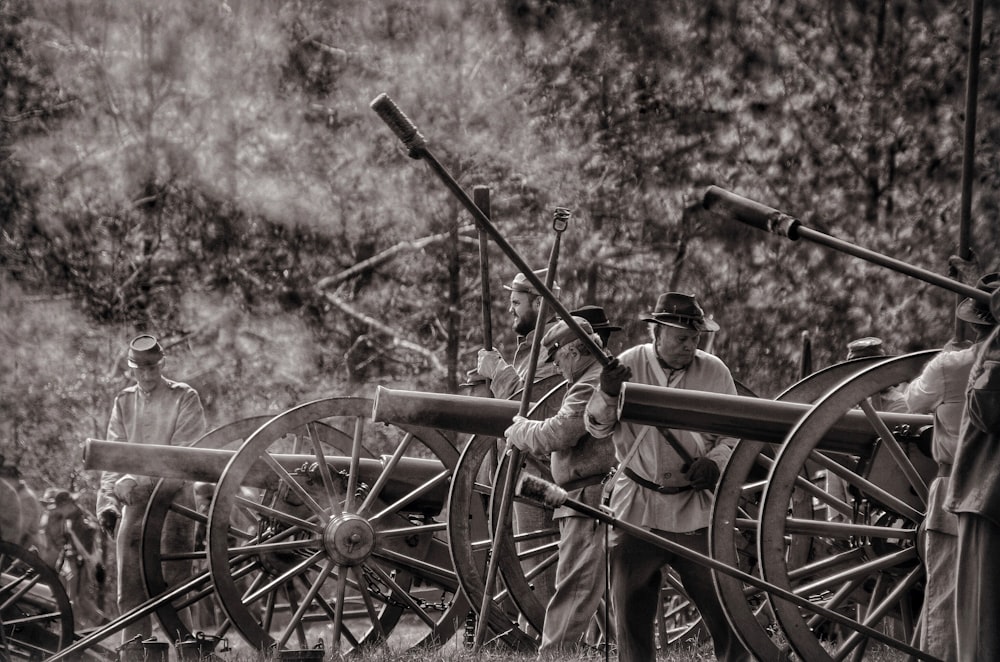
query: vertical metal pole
955 0 983 339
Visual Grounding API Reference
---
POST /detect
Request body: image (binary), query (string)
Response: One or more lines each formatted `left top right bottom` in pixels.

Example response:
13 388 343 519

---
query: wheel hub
323 513 375 565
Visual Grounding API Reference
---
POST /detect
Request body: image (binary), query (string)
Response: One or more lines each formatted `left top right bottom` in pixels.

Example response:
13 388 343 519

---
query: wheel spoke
365 563 438 629
307 422 343 516
260 452 328 518
809 451 923 522
374 547 459 589
235 494 324 534
369 469 451 522
358 432 415 515
858 399 928 502
344 418 365 513
243 550 326 606
351 566 388 642
277 560 335 648
792 547 917 598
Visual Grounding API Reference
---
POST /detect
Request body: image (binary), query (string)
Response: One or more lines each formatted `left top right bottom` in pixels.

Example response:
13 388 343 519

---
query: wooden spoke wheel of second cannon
140 414 372 646
710 356 893 660
0 540 75 660
757 352 937 662
205 397 468 655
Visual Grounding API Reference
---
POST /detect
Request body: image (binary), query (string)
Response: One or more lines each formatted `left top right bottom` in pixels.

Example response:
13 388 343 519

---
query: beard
514 311 538 336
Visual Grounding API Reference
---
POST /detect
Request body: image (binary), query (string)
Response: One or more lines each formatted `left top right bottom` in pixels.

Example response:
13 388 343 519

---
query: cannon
372 355 940 662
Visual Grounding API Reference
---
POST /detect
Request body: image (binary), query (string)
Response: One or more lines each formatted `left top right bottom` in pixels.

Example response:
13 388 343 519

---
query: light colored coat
585 343 738 533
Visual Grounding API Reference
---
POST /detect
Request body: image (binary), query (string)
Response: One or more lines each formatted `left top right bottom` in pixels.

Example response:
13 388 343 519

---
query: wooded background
2 0 998 494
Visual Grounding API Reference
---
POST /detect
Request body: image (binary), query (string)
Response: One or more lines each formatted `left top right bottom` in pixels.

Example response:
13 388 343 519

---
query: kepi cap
846 337 885 360
127 334 164 368
542 316 593 363
640 293 720 332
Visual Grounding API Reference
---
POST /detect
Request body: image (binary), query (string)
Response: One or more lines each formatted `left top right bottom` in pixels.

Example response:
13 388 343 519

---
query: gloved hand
477 349 505 380
504 415 532 452
686 457 721 491
98 509 118 534
599 358 632 397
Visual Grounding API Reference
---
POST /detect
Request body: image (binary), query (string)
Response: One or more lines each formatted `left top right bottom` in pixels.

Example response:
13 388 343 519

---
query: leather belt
560 474 608 492
624 467 693 495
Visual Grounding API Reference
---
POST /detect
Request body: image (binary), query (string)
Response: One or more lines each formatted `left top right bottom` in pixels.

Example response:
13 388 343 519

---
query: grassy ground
212 640 718 662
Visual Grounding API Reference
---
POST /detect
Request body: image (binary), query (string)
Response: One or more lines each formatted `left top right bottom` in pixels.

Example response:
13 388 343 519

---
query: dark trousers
955 513 1000 662
610 528 751 662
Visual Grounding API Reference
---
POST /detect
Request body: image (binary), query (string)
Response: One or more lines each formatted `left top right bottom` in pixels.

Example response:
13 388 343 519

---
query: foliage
1 0 999 493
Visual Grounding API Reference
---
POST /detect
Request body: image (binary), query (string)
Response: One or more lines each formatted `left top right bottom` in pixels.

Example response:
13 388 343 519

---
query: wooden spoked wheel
205 398 467 655
0 540 74 659
757 352 937 661
711 357 892 660
141 415 369 646
449 375 726 650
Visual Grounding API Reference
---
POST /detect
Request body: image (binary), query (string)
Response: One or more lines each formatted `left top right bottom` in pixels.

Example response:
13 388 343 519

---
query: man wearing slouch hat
95 334 206 642
585 292 751 662
504 316 616 656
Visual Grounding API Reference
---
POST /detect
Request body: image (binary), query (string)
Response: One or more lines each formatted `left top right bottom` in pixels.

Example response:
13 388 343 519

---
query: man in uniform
945 282 1000 661
585 292 751 662
476 268 561 398
95 334 206 642
471 268 564 614
905 273 998 661
504 317 616 656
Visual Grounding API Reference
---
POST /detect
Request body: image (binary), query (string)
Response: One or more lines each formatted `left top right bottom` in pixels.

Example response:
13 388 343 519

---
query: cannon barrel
372 386 931 455
702 186 990 305
83 439 448 513
619 383 930 455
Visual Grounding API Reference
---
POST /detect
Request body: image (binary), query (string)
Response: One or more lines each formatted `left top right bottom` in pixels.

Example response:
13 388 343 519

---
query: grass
201 639 718 662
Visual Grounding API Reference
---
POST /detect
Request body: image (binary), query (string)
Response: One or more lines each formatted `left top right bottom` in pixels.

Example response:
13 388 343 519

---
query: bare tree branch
317 290 446 374
315 226 477 290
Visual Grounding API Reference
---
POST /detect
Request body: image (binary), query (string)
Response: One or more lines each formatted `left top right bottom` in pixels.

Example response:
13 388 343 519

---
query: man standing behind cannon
475 268 561 397
904 273 998 662
585 292 751 662
945 282 1000 661
95 334 206 642
503 316 616 656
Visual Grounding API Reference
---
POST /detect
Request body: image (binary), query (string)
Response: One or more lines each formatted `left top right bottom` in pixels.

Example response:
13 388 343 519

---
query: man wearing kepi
905 272 998 661
945 283 1000 661
585 293 751 662
504 317 616 656
95 334 206 642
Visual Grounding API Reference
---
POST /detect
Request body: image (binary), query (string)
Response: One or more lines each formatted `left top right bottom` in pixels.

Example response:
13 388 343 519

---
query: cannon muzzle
83 439 448 513
702 186 989 305
372 385 931 455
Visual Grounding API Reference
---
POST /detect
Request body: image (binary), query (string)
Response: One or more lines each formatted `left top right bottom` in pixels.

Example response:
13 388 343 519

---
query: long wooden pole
955 0 984 339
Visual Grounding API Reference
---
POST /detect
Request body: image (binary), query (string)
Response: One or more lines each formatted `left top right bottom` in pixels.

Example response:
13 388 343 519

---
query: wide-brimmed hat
640 293 720 332
542 316 594 363
503 269 560 296
570 305 622 333
956 272 1000 326
846 337 885 360
127 334 164 367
